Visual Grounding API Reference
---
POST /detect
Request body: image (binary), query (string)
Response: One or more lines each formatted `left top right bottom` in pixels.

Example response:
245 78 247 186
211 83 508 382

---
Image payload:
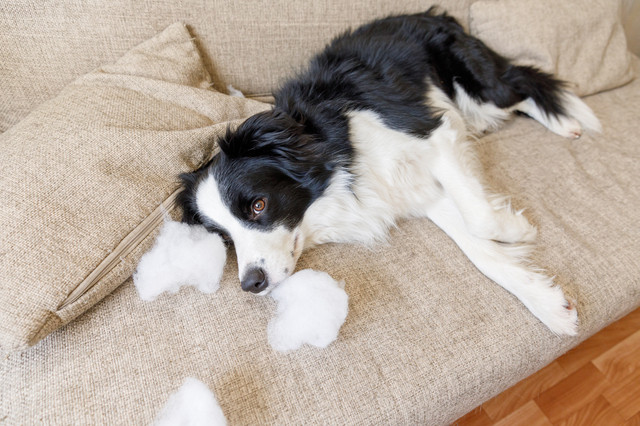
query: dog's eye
252 198 267 216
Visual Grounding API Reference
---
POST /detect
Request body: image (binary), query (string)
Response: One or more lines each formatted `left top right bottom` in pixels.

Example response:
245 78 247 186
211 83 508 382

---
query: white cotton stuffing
133 220 226 301
154 377 227 426
226 84 245 98
268 269 349 352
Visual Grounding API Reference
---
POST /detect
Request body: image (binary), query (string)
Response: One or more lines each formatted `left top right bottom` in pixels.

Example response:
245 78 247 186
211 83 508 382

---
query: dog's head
178 108 333 294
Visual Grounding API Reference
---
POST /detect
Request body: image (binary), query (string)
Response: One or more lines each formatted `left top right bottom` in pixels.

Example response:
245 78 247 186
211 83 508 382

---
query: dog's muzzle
241 267 269 293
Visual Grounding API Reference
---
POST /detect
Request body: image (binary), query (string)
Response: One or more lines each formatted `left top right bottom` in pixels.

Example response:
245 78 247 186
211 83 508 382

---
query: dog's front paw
524 274 579 336
540 295 578 336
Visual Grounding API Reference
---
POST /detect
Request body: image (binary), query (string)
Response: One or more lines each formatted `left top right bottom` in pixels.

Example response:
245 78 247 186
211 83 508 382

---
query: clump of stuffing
154 377 226 426
268 269 349 352
226 84 244 98
134 220 226 301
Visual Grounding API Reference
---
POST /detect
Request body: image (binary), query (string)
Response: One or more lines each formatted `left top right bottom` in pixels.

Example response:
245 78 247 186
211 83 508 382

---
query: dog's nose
241 267 269 293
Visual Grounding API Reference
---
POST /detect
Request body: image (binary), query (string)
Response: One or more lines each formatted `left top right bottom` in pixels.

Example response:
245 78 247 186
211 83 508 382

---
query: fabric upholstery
470 0 635 96
0 0 473 132
0 23 269 352
2 61 640 424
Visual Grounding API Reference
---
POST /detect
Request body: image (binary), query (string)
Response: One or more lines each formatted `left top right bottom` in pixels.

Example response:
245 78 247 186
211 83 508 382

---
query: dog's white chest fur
301 109 448 247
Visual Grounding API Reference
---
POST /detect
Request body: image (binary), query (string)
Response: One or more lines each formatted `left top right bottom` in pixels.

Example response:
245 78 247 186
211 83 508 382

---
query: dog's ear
217 110 306 158
218 109 336 197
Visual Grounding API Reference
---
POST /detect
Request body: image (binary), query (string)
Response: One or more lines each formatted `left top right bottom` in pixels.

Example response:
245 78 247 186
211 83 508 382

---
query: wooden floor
454 307 640 426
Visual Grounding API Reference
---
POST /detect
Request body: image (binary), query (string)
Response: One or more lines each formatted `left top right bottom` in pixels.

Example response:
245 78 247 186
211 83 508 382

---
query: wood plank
626 411 640 426
482 362 567 421
493 401 551 426
593 329 640 382
603 367 640 420
535 363 610 422
453 406 493 426
554 395 626 426
557 308 640 375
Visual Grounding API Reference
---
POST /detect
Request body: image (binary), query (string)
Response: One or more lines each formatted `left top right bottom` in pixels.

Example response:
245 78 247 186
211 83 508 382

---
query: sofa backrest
0 0 472 132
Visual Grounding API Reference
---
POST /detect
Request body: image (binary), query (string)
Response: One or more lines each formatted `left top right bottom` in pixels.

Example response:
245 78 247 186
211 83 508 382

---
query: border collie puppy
179 9 601 335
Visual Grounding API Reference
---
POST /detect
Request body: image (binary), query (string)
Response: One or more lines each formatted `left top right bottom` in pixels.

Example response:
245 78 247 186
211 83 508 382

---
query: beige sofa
1 1 639 424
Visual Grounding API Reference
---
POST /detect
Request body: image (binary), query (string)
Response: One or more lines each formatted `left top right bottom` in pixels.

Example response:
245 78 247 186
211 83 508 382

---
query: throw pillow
0 22 269 352
470 0 635 96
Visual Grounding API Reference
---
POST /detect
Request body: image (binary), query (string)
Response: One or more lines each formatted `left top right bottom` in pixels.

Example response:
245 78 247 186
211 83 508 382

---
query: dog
178 9 601 336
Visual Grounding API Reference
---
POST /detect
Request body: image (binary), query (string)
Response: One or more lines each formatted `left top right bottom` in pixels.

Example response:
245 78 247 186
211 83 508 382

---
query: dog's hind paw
470 197 538 244
515 93 602 139
494 208 538 244
550 116 583 139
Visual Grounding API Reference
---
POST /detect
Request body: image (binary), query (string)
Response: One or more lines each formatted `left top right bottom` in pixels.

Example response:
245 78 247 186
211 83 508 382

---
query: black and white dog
178 9 601 335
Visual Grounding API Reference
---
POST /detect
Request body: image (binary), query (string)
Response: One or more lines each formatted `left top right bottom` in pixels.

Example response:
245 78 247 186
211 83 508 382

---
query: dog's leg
427 119 537 244
444 35 601 139
453 82 513 136
426 195 578 336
